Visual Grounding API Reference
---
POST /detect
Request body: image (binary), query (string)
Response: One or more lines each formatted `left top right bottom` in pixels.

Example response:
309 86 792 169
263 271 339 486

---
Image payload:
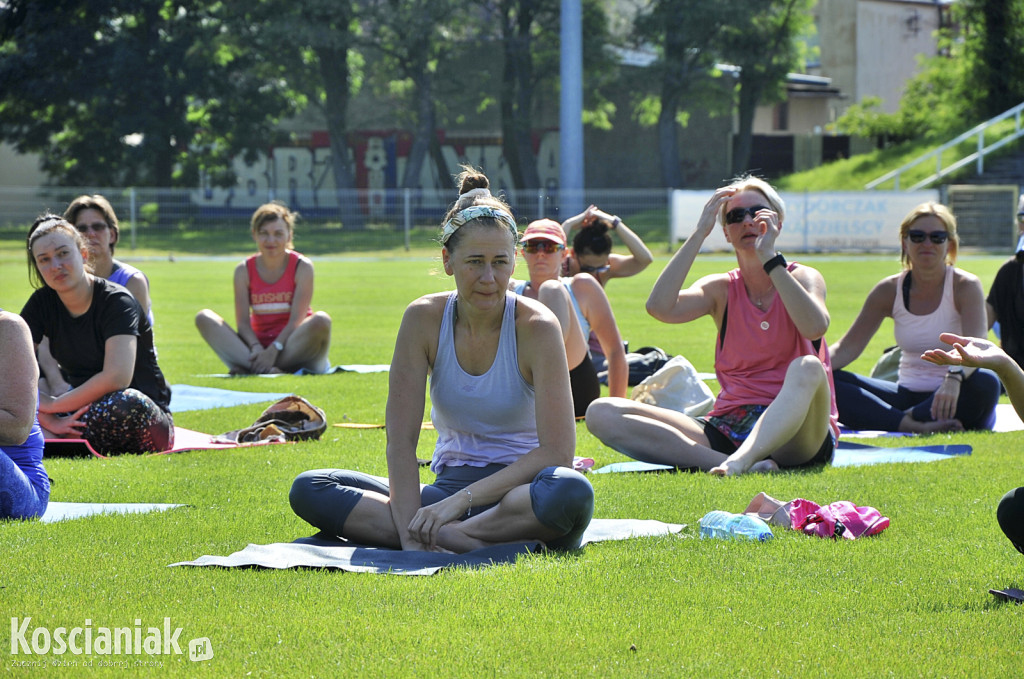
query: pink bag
788 499 890 540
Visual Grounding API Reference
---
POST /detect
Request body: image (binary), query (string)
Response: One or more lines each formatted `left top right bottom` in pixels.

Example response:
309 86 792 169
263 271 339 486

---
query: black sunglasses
75 222 109 233
579 263 610 275
522 241 564 254
724 205 769 225
907 229 949 244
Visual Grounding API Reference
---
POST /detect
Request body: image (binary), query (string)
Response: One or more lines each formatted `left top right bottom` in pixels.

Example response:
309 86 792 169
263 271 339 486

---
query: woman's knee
194 309 218 330
785 355 827 390
585 397 626 436
530 467 594 535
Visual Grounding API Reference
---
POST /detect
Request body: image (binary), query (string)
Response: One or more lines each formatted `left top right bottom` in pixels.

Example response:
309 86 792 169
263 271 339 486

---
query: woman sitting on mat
509 219 628 417
195 202 332 374
0 310 49 520
923 334 1024 557
290 167 594 552
38 194 154 397
20 215 173 455
585 175 839 476
829 202 999 433
561 206 653 375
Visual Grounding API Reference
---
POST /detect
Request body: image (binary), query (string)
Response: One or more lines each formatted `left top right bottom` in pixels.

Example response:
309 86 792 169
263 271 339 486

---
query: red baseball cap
522 219 566 245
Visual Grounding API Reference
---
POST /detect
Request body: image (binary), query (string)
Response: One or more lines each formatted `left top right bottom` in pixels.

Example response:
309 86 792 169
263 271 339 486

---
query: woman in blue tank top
290 166 593 552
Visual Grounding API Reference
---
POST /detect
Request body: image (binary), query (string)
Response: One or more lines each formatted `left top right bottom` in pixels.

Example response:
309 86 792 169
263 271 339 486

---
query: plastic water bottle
699 510 774 542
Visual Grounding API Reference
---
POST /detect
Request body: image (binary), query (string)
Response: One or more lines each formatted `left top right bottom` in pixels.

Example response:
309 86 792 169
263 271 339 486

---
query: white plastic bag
631 355 715 417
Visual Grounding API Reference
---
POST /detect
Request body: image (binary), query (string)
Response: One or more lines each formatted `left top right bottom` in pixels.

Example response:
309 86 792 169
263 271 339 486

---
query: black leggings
569 353 600 418
997 487 1024 556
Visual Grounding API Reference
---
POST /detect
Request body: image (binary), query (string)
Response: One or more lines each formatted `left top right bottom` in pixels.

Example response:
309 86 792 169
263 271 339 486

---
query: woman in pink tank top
586 176 838 476
829 202 999 433
195 202 332 374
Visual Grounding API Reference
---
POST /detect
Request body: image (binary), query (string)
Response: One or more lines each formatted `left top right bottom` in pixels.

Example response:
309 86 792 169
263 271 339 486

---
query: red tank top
247 251 311 345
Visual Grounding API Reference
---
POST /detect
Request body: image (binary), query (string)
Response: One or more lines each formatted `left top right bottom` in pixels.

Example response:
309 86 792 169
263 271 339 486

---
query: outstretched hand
922 332 1007 371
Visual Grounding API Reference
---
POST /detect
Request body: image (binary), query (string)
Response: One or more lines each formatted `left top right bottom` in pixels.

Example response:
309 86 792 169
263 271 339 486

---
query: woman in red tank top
195 202 332 374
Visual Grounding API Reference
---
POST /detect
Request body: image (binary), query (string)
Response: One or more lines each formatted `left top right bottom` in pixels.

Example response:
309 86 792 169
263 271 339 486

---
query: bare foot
900 417 964 434
710 457 779 477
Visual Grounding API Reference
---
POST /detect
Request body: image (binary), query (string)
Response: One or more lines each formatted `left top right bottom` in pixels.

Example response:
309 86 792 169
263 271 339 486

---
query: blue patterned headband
440 205 519 246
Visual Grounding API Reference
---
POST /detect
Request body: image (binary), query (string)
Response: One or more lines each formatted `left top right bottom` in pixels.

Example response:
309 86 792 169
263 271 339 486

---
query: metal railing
865 101 1024 191
0 186 674 253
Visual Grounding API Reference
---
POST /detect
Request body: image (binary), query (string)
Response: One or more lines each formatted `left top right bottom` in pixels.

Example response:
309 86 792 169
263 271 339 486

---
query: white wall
670 189 940 252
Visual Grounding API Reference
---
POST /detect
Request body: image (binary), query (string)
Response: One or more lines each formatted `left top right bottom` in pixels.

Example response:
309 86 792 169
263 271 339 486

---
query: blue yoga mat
592 441 973 474
169 385 291 413
40 502 186 524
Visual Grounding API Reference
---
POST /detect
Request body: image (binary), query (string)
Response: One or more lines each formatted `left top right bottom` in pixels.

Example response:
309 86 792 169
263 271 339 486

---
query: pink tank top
710 266 839 439
247 251 311 346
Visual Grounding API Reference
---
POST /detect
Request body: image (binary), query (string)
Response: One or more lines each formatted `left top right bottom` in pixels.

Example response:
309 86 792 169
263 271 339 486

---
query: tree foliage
0 0 298 187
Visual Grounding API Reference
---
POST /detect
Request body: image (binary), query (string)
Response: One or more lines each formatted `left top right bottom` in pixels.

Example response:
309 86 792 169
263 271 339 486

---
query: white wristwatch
272 340 284 351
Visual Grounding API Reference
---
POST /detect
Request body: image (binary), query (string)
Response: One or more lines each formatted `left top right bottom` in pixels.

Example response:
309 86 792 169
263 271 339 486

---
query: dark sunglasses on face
579 264 611 274
75 222 108 233
906 229 949 244
724 205 769 225
522 241 564 254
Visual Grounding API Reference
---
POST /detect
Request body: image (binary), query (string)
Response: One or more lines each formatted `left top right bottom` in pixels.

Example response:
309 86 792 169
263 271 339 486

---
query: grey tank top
429 292 538 472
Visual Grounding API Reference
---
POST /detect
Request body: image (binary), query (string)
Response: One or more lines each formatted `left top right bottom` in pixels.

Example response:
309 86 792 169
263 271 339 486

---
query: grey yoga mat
170 518 686 575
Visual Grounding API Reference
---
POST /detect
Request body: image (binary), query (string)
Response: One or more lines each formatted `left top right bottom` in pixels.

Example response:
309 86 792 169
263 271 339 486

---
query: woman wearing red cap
586 175 838 476
510 219 628 417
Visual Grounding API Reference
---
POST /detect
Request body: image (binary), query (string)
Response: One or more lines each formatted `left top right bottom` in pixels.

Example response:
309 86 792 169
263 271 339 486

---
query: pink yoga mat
44 426 290 459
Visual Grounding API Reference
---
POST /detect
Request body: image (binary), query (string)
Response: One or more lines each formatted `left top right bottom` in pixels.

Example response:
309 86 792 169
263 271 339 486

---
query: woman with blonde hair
195 202 332 374
829 202 999 432
586 175 839 476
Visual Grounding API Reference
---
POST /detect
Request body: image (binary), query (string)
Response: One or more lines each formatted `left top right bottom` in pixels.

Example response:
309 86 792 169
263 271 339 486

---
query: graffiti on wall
193 130 561 215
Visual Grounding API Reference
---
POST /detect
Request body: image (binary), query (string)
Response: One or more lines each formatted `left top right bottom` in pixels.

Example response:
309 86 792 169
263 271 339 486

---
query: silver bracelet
463 488 472 517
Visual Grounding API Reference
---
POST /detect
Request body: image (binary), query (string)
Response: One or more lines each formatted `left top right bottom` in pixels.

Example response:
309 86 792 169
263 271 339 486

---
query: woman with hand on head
561 205 653 286
20 215 173 454
38 194 153 397
289 167 594 552
586 175 839 476
510 219 628 418
829 203 1000 433
560 206 652 376
923 334 1024 557
0 310 49 519
195 202 332 375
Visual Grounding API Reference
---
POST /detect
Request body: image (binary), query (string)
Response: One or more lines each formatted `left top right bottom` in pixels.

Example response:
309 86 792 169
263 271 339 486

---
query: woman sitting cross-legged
585 175 839 476
20 215 173 455
195 201 332 375
829 202 1000 433
289 167 594 552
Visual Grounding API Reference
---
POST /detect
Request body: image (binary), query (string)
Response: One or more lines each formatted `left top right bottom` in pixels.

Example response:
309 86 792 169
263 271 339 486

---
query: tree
231 0 364 226
359 0 465 191
633 0 741 187
0 0 297 187
958 0 1024 119
720 0 814 175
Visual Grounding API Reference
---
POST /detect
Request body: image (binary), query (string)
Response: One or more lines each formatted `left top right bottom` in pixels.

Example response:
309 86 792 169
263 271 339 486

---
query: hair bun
457 169 489 195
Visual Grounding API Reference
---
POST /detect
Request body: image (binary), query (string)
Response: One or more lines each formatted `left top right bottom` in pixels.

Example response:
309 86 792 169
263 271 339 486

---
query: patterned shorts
698 404 769 451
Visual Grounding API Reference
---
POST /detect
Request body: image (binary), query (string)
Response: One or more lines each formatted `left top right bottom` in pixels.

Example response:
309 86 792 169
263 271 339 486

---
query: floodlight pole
560 0 585 218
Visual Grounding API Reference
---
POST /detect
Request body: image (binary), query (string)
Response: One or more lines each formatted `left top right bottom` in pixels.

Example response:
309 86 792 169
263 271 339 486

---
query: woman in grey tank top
290 167 594 552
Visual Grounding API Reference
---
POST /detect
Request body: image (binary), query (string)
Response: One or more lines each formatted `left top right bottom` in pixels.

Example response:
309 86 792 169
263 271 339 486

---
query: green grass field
0 245 1021 677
